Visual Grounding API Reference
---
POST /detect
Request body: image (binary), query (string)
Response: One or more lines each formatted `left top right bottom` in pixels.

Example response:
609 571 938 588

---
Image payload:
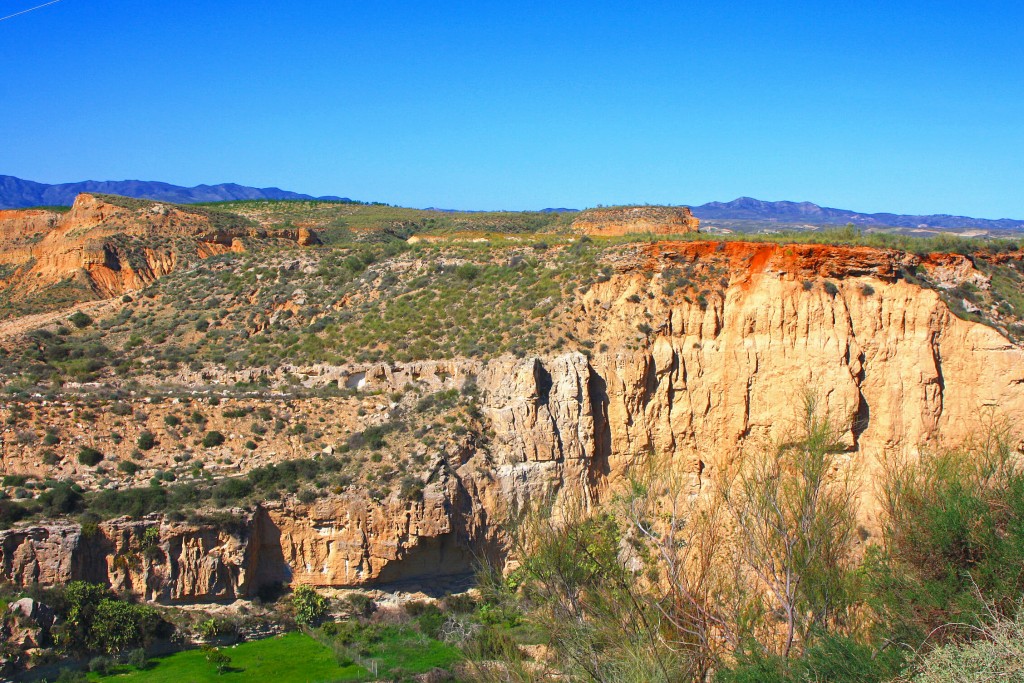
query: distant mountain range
690 197 1024 231
2 176 1022 231
0 175 346 208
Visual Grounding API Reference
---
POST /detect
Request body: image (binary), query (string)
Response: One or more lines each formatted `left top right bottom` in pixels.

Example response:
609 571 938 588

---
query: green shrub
69 311 93 328
399 476 424 501
909 609 1024 683
126 647 147 669
117 461 141 475
293 585 329 626
202 431 225 448
212 478 252 505
88 655 113 674
204 646 232 674
77 447 104 467
110 402 133 416
442 593 477 614
717 635 903 683
0 499 29 528
196 617 238 640
872 420 1024 639
415 605 445 639
136 431 156 451
36 481 83 515
55 669 88 683
455 264 480 281
344 593 376 618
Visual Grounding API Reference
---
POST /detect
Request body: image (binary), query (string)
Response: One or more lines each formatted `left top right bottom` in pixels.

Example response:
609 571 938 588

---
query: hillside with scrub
1 195 1024 681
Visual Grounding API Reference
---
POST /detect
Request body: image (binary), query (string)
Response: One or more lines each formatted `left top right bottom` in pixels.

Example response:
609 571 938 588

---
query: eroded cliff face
0 478 492 601
0 209 58 248
0 194 320 300
2 240 1023 600
583 243 1024 494
257 470 487 589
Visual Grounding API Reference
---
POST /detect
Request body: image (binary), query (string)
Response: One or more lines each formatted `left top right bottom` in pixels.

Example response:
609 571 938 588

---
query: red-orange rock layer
638 241 918 281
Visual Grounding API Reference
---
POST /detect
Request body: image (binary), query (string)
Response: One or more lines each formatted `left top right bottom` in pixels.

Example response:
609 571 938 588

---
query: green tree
53 582 165 656
53 582 109 654
88 600 161 654
292 584 328 626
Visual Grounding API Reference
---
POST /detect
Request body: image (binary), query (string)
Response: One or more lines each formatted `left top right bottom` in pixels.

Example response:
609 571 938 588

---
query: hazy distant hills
2 175 1022 231
0 175 345 209
691 197 1024 231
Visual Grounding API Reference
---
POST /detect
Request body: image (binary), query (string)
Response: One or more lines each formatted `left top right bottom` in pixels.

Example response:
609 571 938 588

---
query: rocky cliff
572 205 700 236
0 193 320 303
1 239 1023 601
0 481 490 602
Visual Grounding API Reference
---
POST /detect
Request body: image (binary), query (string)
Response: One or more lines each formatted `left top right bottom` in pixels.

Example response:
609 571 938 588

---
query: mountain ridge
3 175 1023 230
691 196 1024 230
0 175 347 208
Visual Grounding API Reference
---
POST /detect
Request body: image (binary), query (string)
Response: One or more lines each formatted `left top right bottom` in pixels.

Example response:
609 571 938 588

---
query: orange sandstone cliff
0 193 320 302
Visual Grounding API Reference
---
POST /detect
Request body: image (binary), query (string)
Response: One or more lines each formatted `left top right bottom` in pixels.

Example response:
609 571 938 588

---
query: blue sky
2 1 1022 216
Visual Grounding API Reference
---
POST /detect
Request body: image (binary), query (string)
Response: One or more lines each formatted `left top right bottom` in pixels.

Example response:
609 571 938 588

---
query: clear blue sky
2 1 1023 216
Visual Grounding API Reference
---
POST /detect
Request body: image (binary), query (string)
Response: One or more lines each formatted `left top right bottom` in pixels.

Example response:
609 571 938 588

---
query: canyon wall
2 241 1024 599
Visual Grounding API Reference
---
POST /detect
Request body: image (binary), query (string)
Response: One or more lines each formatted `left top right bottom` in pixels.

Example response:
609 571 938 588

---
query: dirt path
0 298 122 341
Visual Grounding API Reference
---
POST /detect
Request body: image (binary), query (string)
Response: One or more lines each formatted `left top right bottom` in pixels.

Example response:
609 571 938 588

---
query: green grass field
351 625 463 673
86 627 464 682
89 632 364 682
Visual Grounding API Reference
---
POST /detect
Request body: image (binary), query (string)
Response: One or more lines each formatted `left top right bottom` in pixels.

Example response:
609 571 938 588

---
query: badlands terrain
1 195 1024 680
